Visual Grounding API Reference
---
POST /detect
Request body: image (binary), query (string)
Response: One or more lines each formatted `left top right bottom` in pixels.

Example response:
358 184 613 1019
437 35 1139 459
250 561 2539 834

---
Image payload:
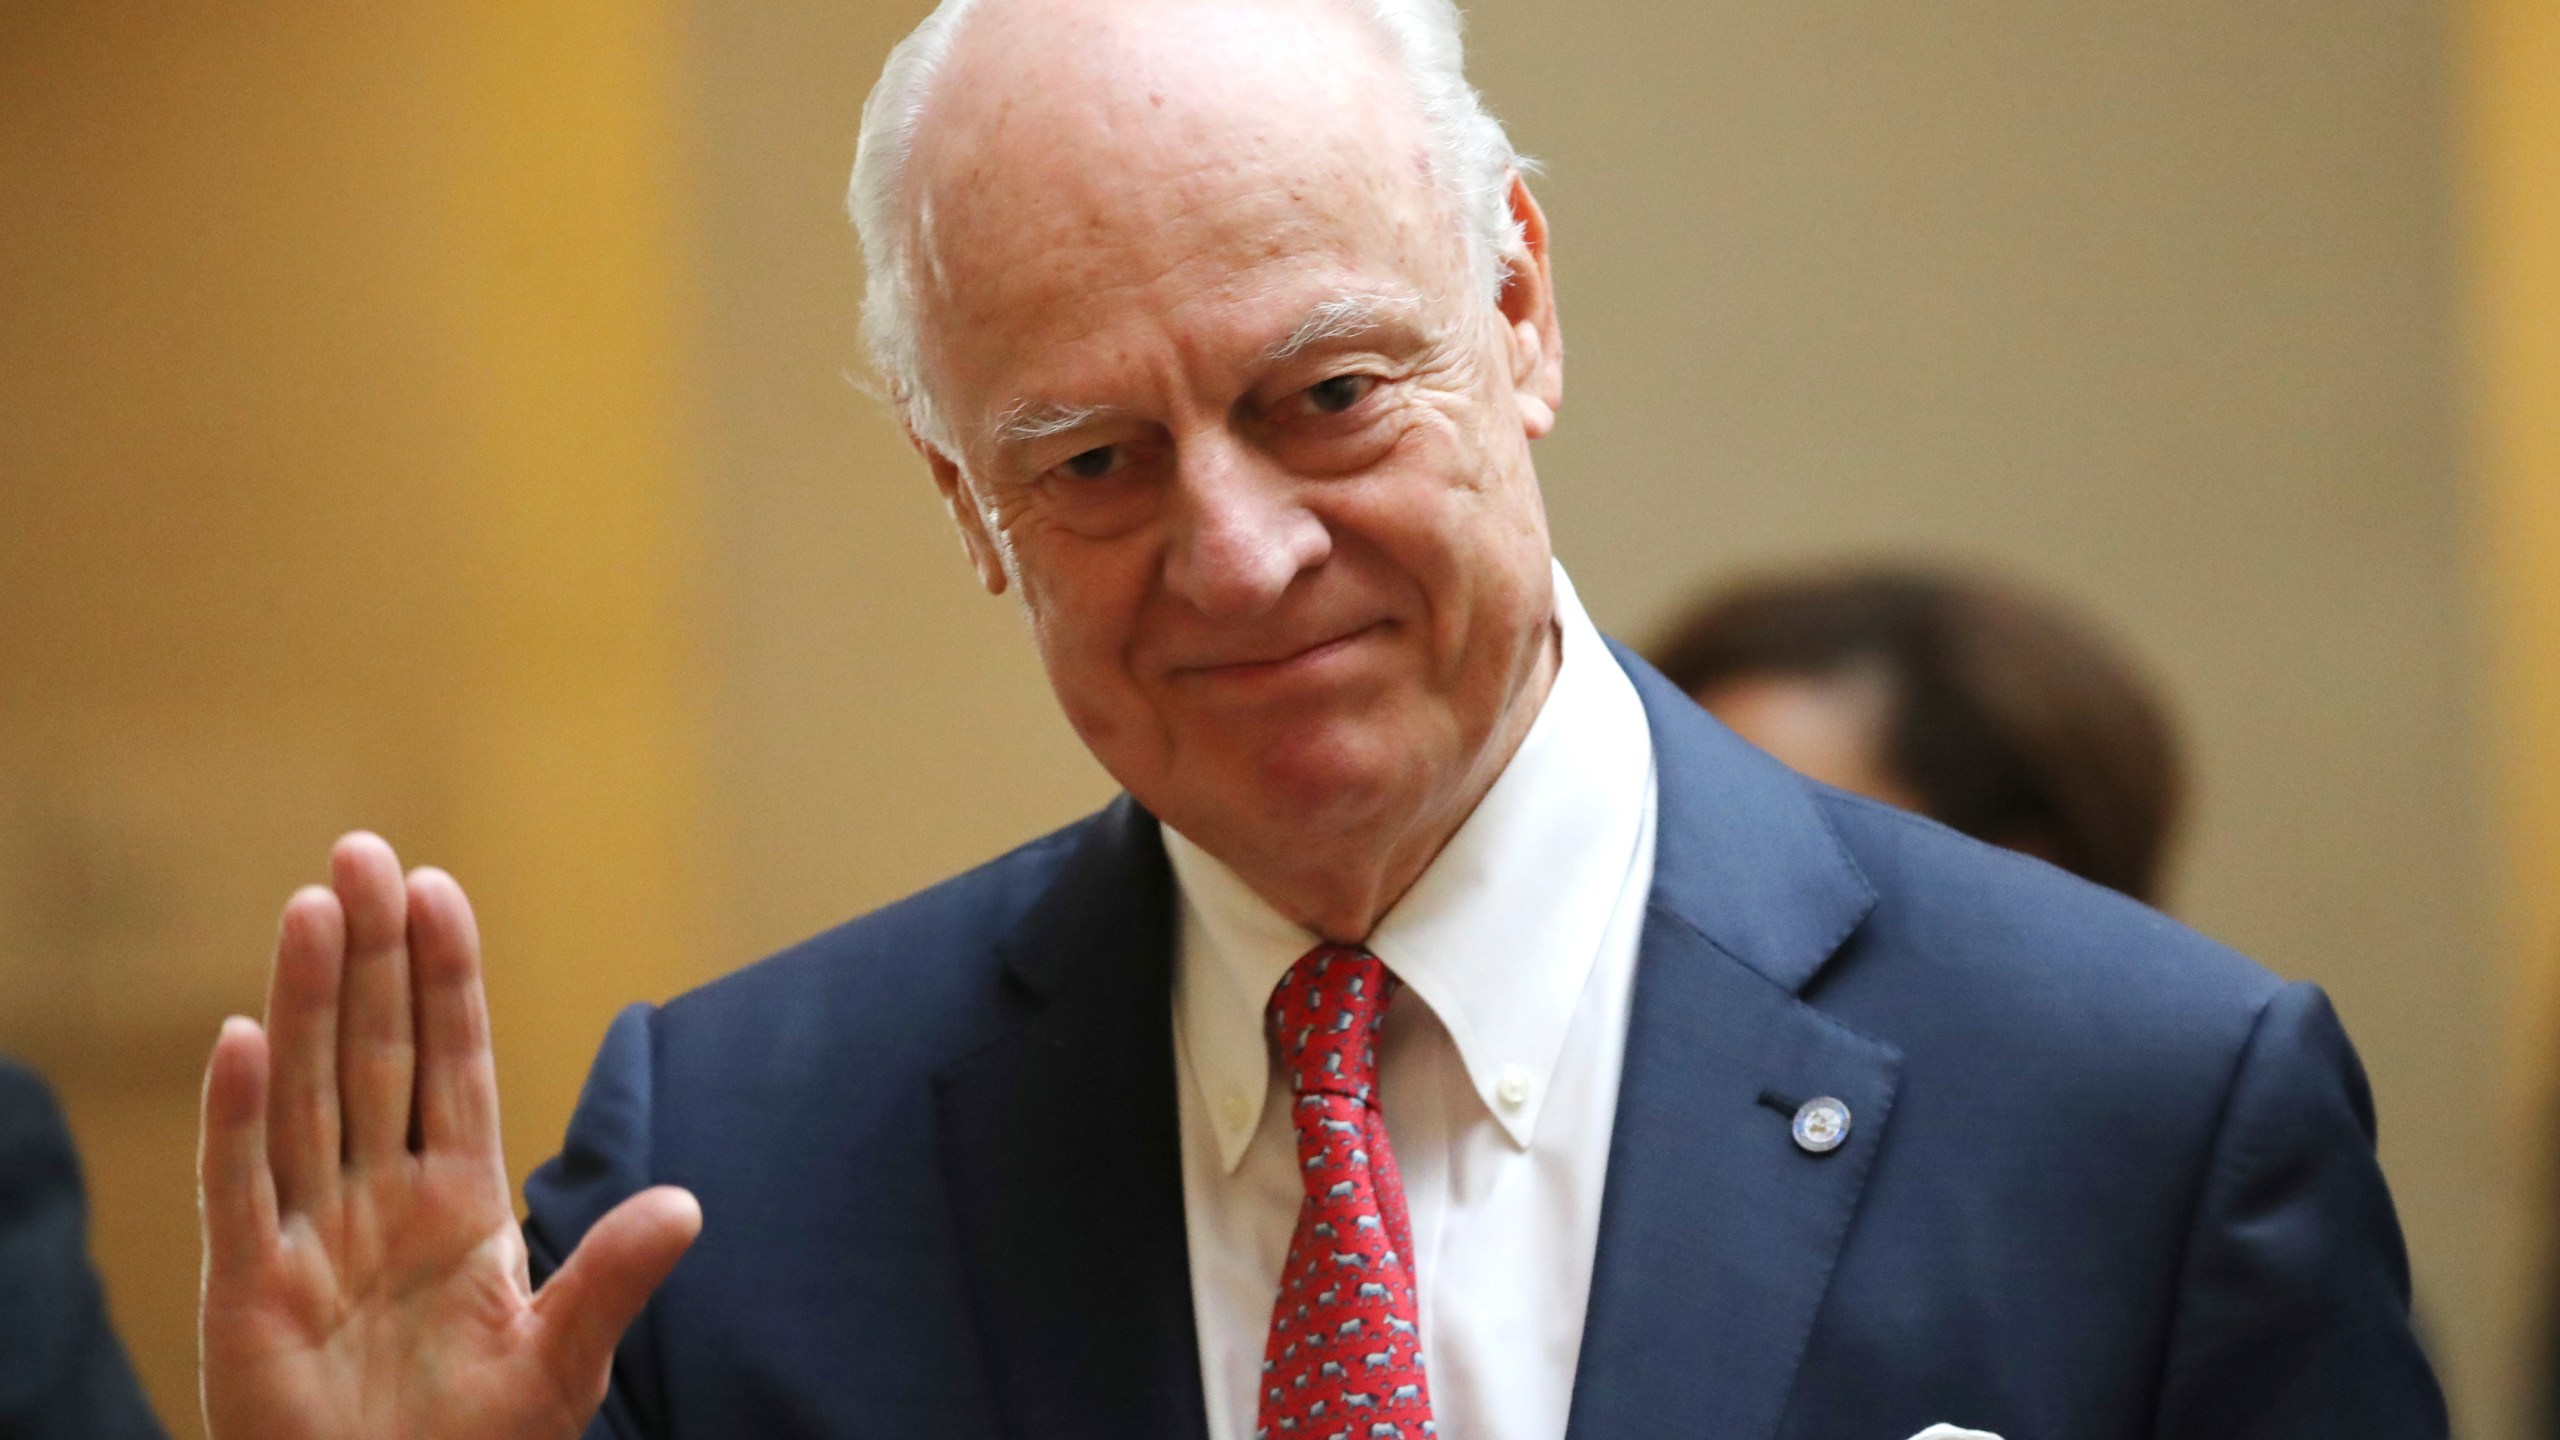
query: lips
1172 621 1388 680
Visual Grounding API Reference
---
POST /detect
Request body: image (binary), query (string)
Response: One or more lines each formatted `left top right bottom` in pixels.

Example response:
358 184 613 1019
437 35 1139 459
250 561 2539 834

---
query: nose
1161 432 1330 620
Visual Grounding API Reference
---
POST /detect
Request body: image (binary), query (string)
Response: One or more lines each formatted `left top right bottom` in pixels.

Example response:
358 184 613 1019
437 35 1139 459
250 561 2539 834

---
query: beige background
1 0 2551 1436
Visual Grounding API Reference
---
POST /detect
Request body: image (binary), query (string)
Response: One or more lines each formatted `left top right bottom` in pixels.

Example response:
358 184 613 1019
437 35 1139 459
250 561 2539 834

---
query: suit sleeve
0 1060 169 1440
2150 982 2448 1438
524 1003 672 1440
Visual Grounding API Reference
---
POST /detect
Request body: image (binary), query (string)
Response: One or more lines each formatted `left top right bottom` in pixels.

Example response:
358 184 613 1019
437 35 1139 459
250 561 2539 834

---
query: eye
1058 445 1123 481
1301 374 1377 416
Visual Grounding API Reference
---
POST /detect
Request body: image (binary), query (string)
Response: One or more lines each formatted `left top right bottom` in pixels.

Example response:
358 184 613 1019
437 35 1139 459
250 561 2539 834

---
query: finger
406 866 502 1163
263 885 345 1213
331 831 415 1165
198 1016 280 1285
531 1186 701 1398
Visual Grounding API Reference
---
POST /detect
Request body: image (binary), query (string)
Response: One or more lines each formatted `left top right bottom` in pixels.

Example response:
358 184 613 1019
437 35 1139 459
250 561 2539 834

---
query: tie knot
1267 944 1394 1100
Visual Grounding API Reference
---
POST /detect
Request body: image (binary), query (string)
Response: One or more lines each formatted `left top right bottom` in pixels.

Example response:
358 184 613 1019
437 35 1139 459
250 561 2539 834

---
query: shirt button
1220 1093 1253 1132
1496 1064 1533 1110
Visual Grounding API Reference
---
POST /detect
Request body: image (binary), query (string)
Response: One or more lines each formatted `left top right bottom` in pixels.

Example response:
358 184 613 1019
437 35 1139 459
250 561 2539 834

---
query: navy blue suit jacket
528 645 2445 1439
0 1059 168 1440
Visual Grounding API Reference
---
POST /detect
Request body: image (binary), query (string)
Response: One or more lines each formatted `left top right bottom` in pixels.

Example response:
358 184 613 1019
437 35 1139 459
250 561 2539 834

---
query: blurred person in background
1649 566 2183 906
0 1057 167 1440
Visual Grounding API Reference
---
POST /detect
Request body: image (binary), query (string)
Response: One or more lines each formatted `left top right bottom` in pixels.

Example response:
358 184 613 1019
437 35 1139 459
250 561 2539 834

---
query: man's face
904 0 1564 874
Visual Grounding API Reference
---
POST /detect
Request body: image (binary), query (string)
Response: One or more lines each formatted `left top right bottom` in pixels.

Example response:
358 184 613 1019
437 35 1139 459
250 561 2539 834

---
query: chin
1235 720 1426 838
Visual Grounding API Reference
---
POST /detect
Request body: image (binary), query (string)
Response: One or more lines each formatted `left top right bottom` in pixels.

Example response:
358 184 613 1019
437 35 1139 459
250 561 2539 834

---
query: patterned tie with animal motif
1257 944 1434 1440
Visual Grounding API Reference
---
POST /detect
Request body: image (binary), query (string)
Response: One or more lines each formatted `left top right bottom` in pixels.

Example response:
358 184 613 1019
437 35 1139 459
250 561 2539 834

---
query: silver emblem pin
1792 1096 1851 1154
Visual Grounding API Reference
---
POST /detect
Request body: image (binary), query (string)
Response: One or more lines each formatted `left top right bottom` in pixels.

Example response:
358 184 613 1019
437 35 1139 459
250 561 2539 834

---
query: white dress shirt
1167 562 1659 1440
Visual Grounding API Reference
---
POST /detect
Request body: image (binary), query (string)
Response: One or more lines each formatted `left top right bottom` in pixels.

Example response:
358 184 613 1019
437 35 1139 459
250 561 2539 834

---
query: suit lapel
933 798 1211 1440
1566 646 1903 1440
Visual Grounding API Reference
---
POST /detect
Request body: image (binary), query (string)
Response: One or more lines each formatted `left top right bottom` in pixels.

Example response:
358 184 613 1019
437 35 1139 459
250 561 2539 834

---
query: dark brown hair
1648 566 2185 904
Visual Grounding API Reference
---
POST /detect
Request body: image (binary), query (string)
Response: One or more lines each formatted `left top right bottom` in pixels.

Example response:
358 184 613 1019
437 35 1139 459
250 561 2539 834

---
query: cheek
1011 534 1160 724
1359 396 1491 523
1379 415 1546 582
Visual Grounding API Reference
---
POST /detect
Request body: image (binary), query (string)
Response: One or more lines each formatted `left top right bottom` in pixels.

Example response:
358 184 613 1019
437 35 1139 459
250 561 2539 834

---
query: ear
1495 173 1563 439
909 424 1011 596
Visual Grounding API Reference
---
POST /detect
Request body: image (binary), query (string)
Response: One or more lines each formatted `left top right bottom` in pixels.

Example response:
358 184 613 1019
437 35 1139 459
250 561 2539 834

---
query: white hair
847 0 1529 450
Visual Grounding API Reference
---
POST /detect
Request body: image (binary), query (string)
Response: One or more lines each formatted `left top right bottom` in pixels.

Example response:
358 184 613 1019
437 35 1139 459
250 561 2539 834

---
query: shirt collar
1168 561 1657 1170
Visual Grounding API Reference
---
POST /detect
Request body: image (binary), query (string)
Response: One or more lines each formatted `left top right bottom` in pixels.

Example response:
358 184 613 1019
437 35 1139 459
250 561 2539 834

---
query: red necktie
1257 944 1435 1439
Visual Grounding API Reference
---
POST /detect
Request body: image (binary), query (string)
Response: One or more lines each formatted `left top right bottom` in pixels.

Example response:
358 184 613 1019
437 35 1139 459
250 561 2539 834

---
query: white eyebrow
983 293 1423 450
988 399 1108 450
1262 292 1423 365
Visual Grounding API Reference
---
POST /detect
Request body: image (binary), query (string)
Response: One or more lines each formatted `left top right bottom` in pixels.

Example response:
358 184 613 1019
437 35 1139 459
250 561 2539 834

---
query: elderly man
194 0 2444 1437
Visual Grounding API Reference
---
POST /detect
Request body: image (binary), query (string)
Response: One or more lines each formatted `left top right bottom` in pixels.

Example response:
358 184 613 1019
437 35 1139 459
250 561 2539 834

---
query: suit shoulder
0 1055 55 1116
651 813 1098 1060
0 1056 76 1181
1810 788 2283 1045
1801 789 2325 1197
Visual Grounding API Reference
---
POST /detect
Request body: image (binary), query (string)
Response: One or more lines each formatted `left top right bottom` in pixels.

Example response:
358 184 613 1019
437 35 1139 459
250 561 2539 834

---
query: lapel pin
1791 1096 1851 1154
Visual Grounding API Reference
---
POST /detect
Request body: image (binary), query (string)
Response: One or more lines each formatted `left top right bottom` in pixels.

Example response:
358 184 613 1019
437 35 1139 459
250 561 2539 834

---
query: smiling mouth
1178 622 1388 682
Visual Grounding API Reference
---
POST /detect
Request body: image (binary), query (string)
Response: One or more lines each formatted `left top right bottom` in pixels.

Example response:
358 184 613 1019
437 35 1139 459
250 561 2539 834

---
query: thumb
531 1185 701 1393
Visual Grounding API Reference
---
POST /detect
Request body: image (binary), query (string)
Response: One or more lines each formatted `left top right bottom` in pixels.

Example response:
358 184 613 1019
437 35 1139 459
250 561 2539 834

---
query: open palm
197 833 699 1440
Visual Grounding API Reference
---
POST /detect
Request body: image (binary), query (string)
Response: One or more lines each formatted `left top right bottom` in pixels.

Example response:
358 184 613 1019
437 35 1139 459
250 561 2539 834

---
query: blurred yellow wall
2469 0 2560 1415
2473 0 2560 1089
0 5 705 1435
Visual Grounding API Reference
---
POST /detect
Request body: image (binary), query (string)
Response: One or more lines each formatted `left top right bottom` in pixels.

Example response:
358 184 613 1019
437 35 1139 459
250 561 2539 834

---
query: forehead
906 0 1461 418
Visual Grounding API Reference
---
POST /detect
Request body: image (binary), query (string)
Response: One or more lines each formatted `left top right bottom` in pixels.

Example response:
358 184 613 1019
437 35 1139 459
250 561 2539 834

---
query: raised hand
197 833 700 1440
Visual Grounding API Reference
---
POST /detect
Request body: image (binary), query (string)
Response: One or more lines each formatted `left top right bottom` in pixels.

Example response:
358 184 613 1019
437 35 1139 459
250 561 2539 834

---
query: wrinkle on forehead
908 0 1438 280
904 0 1474 437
